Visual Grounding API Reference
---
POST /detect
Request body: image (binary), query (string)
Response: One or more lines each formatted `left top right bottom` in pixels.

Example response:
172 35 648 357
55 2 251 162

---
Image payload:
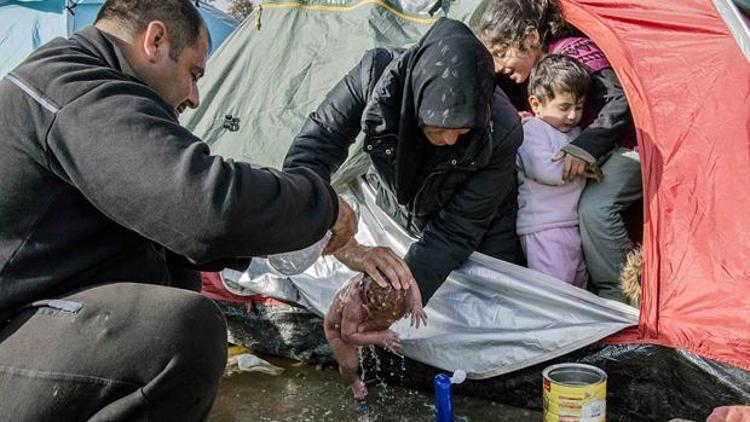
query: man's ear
528 95 542 114
142 21 169 63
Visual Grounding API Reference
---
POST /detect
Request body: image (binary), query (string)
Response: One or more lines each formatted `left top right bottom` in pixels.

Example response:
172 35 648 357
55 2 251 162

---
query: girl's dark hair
96 0 210 60
470 0 567 50
527 54 591 102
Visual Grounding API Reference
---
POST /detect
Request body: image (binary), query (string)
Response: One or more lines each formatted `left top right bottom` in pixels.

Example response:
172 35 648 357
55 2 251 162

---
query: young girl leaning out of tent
473 0 641 303
516 54 593 287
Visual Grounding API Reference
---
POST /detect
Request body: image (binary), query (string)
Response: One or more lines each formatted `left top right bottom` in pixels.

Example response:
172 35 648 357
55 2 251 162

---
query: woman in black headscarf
283 18 524 304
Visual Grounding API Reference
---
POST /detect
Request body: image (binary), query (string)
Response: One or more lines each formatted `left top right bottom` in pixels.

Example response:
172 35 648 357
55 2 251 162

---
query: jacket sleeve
165 251 250 272
282 53 370 181
405 122 523 302
563 68 633 163
518 119 566 186
48 81 339 263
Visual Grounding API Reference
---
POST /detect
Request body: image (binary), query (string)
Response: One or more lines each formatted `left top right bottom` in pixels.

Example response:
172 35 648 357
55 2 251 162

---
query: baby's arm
340 298 400 350
324 295 345 342
407 280 428 328
518 120 567 186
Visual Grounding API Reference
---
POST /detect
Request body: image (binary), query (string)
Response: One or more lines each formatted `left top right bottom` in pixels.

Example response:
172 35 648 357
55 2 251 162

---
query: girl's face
488 29 544 83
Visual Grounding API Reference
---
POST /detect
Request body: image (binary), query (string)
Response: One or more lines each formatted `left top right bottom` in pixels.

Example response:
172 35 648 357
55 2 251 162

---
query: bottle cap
450 369 466 384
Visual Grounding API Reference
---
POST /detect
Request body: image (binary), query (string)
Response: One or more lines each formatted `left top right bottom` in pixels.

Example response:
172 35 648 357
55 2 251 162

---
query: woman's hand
333 238 414 290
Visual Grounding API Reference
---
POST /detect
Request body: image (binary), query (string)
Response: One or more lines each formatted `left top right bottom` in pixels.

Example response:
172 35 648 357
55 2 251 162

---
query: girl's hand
551 151 590 182
518 111 534 122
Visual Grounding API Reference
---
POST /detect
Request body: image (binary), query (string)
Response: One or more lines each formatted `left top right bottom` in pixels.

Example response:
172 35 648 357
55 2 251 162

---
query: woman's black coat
283 19 523 302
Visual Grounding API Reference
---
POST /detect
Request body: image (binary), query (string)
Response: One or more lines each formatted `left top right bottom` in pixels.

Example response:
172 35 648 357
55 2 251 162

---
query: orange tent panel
564 0 750 371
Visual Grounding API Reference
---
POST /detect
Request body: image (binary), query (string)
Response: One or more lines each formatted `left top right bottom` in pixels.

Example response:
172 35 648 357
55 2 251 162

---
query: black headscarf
362 18 495 206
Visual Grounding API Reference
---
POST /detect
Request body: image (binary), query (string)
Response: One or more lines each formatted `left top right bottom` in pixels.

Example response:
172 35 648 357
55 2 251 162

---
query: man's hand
324 196 358 255
551 151 598 182
334 238 414 290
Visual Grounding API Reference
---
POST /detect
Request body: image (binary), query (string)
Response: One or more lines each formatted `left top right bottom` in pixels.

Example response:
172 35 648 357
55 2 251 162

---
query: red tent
565 0 750 371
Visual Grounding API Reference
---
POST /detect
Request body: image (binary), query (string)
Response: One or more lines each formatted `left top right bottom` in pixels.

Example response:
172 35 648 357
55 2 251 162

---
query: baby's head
527 54 591 132
361 275 409 325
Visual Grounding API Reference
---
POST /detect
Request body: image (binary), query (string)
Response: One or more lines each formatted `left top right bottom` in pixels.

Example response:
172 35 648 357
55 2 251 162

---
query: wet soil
208 356 541 422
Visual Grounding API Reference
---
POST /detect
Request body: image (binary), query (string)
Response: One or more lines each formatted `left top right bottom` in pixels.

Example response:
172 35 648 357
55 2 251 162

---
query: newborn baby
324 274 427 400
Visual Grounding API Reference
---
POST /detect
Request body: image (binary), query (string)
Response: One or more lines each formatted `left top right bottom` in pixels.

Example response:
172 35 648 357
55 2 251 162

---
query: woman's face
422 127 471 146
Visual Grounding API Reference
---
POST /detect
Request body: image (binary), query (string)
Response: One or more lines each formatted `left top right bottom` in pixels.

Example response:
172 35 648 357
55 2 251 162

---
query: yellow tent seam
260 0 437 25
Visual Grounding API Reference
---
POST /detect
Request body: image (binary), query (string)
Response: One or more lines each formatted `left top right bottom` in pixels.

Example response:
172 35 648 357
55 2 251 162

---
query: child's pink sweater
516 117 587 235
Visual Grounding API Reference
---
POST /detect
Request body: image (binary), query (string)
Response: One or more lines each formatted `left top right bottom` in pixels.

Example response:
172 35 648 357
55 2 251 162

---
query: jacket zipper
409 163 477 216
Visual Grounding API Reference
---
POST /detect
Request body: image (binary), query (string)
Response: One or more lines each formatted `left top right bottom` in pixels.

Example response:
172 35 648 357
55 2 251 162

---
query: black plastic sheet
218 298 750 421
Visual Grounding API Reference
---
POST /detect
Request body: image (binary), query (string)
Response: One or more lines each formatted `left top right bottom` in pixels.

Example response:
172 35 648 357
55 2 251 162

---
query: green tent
181 0 478 188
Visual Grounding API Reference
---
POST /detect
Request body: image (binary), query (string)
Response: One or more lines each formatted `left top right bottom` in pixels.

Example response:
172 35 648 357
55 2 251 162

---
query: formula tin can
542 363 607 421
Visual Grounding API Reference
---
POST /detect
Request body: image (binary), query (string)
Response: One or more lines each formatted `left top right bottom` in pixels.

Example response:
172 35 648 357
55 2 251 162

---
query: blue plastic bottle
434 369 466 422
434 373 454 422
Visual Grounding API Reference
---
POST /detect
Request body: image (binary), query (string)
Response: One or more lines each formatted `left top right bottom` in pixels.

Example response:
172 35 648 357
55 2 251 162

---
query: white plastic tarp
221 177 639 380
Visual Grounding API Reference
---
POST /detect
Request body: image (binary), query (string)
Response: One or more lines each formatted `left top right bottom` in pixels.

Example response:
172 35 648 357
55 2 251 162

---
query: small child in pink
516 54 594 287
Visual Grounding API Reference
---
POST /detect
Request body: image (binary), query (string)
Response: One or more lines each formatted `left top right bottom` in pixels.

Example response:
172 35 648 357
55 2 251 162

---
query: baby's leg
329 337 367 400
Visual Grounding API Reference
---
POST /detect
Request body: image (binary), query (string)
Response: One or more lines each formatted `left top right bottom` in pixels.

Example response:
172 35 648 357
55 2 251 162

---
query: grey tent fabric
180 0 438 189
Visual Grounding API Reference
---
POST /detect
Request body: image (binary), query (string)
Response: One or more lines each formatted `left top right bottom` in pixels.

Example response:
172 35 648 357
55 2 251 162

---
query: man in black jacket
284 19 525 303
0 0 356 419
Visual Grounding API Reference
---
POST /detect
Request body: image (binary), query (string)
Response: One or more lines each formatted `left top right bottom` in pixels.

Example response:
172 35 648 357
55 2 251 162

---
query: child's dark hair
527 54 591 102
471 0 568 50
362 275 408 320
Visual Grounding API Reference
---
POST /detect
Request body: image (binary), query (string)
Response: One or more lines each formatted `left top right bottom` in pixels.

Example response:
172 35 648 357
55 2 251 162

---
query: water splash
400 355 406 386
368 345 386 389
358 346 367 383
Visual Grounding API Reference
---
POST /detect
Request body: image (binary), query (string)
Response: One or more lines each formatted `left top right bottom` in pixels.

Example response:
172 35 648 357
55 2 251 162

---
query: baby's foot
352 379 368 400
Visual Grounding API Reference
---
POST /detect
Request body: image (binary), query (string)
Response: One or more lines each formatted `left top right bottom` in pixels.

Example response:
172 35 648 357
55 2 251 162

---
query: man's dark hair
527 54 591 102
95 0 210 60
